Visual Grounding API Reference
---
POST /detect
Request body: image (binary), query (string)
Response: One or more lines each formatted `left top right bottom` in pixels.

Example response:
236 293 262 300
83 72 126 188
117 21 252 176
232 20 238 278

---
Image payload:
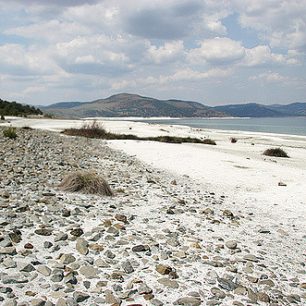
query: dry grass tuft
59 171 113 196
263 148 289 158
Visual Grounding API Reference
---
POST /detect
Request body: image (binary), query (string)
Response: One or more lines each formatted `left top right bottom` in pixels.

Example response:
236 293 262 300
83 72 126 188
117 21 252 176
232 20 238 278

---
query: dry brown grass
59 171 113 196
263 148 289 158
62 120 217 145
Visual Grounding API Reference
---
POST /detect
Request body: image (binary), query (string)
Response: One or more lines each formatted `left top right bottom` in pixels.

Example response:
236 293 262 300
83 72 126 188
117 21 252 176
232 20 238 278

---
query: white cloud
233 0 306 51
188 37 246 64
146 41 185 64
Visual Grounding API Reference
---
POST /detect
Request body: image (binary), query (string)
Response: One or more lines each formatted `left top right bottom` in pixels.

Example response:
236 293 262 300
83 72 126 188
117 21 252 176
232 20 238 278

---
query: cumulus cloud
188 37 245 64
0 0 305 104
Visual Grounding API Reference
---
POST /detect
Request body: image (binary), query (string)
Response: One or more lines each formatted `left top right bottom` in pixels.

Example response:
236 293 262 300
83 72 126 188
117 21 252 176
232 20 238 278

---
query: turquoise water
138 117 306 136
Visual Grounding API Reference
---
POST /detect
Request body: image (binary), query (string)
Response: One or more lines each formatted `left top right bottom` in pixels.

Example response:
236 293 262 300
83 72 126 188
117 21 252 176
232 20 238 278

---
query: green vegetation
3 127 17 139
59 171 113 196
263 148 289 158
62 121 217 145
0 98 42 117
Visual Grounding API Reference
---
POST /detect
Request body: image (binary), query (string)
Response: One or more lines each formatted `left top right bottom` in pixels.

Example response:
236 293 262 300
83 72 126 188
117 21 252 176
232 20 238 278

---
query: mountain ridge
43 93 225 118
42 93 306 118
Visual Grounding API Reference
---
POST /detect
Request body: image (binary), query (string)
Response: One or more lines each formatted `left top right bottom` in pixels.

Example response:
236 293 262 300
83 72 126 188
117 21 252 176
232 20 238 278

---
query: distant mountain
42 93 225 118
0 99 42 117
212 102 306 117
269 103 306 116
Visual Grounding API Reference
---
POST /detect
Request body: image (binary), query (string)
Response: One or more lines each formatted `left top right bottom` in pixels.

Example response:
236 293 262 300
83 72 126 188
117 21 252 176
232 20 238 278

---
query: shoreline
2 116 306 139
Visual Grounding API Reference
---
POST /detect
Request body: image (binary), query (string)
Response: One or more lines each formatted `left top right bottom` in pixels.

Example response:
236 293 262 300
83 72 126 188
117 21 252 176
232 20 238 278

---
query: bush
203 138 216 145
62 121 217 145
263 148 289 158
230 137 237 143
64 120 108 139
59 171 113 196
3 127 17 139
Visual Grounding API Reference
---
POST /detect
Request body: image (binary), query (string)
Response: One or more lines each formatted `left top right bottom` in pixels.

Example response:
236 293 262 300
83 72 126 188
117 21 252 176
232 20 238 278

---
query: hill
212 102 306 117
0 99 42 117
42 93 225 118
269 102 306 116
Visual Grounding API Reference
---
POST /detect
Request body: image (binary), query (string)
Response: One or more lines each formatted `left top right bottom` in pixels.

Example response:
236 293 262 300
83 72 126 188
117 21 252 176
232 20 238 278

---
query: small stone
70 228 84 237
20 264 35 272
76 238 88 255
278 181 287 186
258 228 271 234
174 297 202 305
44 241 53 249
257 292 270 302
2 273 29 284
115 214 127 223
80 266 98 279
31 298 46 306
35 229 52 236
24 243 34 249
156 264 172 275
60 254 76 265
73 291 89 303
138 284 153 294
37 265 52 276
54 232 68 242
157 278 179 289
132 244 150 252
225 240 237 249
217 277 238 291
0 247 17 255
223 210 234 219
62 209 71 217
243 254 259 262
122 260 134 274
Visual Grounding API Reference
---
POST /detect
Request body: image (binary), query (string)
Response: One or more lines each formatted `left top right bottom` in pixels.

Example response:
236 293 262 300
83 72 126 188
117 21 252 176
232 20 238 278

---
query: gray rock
76 238 88 255
217 277 238 291
121 260 134 274
157 278 179 289
54 232 68 242
174 297 202 306
37 265 52 276
79 266 98 279
35 229 52 236
60 254 76 265
2 273 29 284
73 291 89 303
31 298 46 306
0 247 17 255
225 240 237 249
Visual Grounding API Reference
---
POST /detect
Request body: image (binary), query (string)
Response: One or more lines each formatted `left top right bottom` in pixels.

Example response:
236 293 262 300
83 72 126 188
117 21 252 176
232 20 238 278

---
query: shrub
263 148 289 158
59 171 113 196
21 126 32 130
3 127 17 139
64 120 108 139
62 122 217 145
203 138 216 145
230 137 237 143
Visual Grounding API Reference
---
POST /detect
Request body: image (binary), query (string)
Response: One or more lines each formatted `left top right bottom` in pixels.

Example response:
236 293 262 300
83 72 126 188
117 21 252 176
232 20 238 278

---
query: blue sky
0 0 305 106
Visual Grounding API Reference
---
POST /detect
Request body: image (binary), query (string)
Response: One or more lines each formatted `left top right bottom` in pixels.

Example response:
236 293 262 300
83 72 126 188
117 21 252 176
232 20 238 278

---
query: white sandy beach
2 117 306 227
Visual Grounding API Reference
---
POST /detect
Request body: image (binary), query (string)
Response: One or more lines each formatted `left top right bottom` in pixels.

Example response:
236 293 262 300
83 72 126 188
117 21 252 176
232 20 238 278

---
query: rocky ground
0 127 305 306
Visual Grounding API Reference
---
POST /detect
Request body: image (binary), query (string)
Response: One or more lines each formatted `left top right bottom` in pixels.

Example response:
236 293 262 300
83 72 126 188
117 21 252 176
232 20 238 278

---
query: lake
137 117 306 136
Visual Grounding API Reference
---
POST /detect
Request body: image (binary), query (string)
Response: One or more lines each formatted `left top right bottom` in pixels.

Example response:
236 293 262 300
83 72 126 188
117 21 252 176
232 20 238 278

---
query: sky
0 0 306 106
